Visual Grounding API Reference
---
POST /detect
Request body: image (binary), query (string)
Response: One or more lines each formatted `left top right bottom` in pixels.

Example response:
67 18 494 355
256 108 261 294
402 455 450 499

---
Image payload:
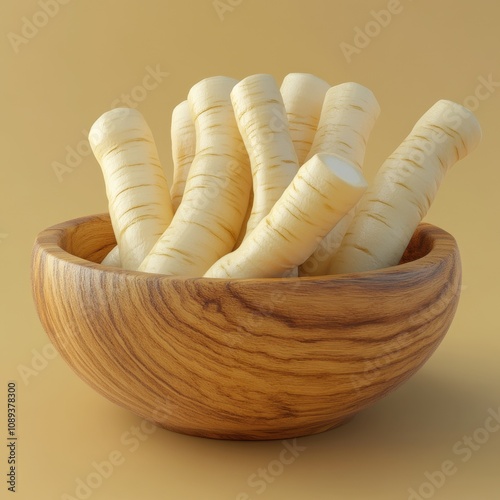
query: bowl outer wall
31 214 462 440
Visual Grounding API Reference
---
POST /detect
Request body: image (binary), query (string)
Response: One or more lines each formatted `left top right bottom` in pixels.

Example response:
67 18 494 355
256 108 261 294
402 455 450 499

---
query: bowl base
156 415 355 441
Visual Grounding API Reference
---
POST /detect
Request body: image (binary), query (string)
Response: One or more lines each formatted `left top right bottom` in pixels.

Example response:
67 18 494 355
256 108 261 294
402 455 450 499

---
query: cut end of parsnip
90 74 482 281
316 153 366 188
204 153 367 279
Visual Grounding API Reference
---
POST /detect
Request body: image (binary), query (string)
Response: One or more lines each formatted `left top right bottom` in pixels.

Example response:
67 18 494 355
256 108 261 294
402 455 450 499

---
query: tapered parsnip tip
315 153 368 190
282 72 328 81
101 245 121 267
231 73 278 94
171 100 195 151
187 76 240 121
88 107 146 150
172 100 190 117
326 82 381 118
418 99 482 154
281 73 330 93
187 76 239 101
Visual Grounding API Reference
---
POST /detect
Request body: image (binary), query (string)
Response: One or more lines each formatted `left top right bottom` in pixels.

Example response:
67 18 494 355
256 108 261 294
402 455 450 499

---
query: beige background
1 0 500 499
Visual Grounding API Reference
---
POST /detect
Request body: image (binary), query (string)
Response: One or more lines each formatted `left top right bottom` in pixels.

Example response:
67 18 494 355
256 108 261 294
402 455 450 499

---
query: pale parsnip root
204 154 367 279
89 108 173 271
300 82 380 276
170 100 196 212
231 74 300 239
139 76 252 276
280 73 330 165
329 100 481 274
233 189 253 250
306 82 380 166
101 245 121 267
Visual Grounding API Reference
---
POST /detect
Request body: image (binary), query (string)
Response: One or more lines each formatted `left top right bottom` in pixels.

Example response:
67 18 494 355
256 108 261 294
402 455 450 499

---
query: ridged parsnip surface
300 83 380 276
139 76 251 276
101 245 121 267
205 154 367 279
89 107 173 270
306 82 380 166
231 74 300 239
329 100 481 274
280 73 330 165
170 100 196 212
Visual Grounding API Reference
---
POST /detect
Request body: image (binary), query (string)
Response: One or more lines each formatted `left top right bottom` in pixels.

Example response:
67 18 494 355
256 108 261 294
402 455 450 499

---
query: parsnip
280 73 330 165
329 100 481 274
231 74 299 238
305 82 380 166
101 245 121 267
204 154 367 279
89 108 173 270
139 76 252 276
170 100 196 212
233 189 253 249
300 82 380 276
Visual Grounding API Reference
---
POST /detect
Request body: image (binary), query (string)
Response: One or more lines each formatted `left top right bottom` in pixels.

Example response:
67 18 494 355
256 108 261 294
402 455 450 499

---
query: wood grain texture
31 214 461 440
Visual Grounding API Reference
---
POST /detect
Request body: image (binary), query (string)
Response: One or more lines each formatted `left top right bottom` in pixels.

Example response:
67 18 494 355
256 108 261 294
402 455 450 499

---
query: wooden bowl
31 214 461 440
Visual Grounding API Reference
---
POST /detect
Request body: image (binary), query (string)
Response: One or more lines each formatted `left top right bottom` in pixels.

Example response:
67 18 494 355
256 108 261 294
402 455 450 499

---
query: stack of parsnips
90 73 481 279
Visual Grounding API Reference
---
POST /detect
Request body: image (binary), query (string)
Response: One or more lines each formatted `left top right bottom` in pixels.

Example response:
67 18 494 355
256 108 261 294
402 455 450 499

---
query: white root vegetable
305 82 380 166
170 100 196 212
329 99 482 274
139 76 252 276
280 73 330 165
101 245 121 267
233 189 253 250
299 82 380 276
89 108 173 270
231 74 300 239
204 153 367 279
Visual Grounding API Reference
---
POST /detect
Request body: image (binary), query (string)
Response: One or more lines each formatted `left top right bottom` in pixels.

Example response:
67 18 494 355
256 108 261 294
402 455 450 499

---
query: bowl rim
32 213 458 284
